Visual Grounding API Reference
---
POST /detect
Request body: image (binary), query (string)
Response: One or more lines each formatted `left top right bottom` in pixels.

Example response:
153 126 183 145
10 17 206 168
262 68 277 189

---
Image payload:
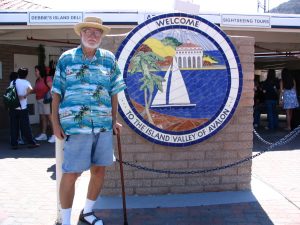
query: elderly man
52 17 126 225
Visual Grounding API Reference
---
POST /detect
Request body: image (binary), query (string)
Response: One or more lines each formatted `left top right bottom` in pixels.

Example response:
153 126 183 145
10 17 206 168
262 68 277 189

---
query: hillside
270 0 300 14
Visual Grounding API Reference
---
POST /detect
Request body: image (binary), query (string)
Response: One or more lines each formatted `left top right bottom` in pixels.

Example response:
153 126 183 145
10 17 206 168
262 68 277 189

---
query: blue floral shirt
52 46 126 134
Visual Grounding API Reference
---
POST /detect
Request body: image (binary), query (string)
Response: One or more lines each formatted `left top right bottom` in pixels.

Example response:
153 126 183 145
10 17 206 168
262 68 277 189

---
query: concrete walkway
0 127 299 225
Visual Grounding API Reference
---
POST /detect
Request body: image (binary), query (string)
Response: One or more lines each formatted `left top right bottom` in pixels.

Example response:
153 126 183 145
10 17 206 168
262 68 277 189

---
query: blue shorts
62 131 115 173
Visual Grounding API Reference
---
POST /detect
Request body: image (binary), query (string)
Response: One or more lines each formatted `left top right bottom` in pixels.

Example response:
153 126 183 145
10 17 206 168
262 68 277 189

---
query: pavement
0 121 300 225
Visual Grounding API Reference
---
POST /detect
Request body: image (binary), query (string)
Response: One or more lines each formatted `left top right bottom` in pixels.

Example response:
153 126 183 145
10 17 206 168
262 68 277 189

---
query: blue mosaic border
116 13 243 147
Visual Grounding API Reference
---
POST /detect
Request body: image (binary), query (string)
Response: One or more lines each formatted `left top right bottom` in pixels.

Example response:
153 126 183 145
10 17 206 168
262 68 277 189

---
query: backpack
2 80 21 109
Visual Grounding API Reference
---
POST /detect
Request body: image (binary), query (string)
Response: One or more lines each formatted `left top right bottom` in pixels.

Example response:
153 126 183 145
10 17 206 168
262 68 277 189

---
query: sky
30 0 289 13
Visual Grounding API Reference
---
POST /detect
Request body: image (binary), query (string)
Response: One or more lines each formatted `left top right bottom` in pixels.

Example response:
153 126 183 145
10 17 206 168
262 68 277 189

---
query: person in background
34 65 55 143
280 68 299 131
253 75 265 128
294 70 300 98
52 17 126 225
9 72 25 145
290 70 300 129
262 69 280 130
9 68 40 149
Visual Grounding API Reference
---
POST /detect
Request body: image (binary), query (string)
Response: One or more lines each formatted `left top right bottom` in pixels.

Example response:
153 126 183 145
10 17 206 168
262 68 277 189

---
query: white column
200 50 203 68
200 56 203 68
55 138 64 224
192 55 195 68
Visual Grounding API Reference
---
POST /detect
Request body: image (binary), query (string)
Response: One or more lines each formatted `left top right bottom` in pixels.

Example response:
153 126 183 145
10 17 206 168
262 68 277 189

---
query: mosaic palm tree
74 105 90 127
76 65 89 83
130 51 165 124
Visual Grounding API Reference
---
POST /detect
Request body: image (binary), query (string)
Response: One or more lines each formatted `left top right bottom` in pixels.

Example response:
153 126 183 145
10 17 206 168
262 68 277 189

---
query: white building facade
175 42 203 69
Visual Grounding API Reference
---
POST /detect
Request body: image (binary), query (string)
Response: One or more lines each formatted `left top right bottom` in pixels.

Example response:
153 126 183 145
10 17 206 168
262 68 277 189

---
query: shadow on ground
87 202 274 225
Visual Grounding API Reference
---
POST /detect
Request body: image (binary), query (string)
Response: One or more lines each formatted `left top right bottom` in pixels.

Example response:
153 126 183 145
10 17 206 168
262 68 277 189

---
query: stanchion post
55 138 64 224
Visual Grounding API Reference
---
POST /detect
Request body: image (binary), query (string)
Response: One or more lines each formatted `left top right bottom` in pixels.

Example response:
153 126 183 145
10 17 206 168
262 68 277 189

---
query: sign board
221 14 271 28
116 13 243 146
28 12 83 25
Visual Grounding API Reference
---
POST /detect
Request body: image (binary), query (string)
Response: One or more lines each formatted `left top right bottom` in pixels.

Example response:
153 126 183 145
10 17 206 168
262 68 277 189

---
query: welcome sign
116 13 243 147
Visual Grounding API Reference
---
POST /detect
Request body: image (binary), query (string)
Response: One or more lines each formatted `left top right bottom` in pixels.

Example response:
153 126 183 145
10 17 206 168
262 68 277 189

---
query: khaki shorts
37 99 51 115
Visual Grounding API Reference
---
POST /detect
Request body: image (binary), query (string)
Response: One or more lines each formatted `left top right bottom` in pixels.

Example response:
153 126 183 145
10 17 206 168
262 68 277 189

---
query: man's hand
51 93 65 140
53 123 66 140
113 121 122 135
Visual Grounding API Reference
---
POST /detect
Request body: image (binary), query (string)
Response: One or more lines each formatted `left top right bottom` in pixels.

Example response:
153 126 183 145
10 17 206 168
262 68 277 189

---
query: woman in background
34 65 55 143
280 68 299 131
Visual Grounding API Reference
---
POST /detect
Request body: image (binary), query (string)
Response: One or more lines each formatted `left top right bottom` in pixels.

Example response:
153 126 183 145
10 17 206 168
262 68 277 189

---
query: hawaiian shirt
52 46 126 135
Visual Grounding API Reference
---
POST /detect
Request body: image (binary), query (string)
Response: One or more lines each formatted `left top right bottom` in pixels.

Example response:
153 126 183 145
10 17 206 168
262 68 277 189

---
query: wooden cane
116 130 129 225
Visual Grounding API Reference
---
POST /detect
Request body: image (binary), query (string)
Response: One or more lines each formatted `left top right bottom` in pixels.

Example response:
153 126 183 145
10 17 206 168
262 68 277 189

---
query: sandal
79 210 104 225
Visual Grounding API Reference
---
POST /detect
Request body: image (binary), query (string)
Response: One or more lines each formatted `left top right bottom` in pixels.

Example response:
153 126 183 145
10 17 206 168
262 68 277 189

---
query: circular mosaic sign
116 13 243 147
